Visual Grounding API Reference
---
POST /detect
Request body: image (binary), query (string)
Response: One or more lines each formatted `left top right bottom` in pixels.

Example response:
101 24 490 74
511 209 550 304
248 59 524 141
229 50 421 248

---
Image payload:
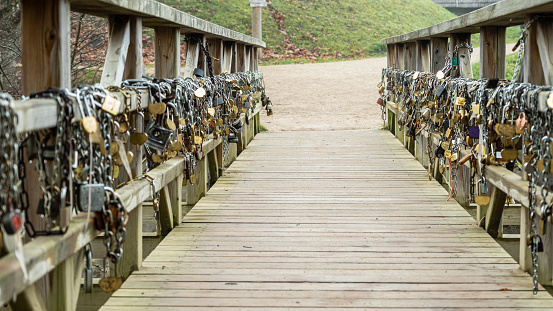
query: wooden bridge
1 0 553 310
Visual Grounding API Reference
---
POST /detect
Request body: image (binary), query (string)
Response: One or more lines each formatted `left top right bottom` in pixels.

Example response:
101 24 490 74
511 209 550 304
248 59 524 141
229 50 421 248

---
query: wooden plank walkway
100 130 553 310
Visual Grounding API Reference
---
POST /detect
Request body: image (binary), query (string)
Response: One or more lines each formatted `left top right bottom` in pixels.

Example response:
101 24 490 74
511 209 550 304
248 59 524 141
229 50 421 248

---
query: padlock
145 120 173 151
435 145 445 158
2 210 23 234
193 68 204 77
531 235 544 253
83 244 93 293
267 103 273 116
228 132 239 144
468 126 480 138
77 167 106 212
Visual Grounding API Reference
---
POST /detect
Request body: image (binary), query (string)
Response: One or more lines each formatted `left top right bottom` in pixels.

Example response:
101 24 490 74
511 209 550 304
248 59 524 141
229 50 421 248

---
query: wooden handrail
70 0 265 47
382 0 553 44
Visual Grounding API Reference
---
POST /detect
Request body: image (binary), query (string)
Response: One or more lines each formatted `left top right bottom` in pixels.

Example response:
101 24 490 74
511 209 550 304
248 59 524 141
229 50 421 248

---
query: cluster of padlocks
378 66 553 293
0 70 271 291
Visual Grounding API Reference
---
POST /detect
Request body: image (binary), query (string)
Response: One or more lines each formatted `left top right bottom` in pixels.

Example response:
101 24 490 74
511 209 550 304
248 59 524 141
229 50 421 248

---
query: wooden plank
535 17 553 85
206 38 223 75
449 33 472 78
386 44 395 68
154 26 180 79
430 37 448 73
50 250 84 311
183 35 200 78
21 0 71 94
123 16 144 80
523 15 546 85
69 0 265 47
100 130 553 310
404 42 416 70
101 15 131 87
221 42 234 73
159 184 174 236
236 43 246 72
382 0 553 44
479 26 506 79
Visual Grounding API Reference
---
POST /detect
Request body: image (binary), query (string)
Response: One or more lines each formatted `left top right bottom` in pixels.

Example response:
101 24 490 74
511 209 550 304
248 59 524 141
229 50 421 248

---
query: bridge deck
100 130 553 310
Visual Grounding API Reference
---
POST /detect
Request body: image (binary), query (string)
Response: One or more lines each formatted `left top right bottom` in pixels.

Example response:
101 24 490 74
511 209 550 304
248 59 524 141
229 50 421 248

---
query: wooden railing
0 1 266 310
381 0 553 287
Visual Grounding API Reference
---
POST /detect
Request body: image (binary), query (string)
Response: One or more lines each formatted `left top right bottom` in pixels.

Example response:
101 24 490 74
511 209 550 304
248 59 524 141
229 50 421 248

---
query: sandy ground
259 57 387 132
258 44 518 132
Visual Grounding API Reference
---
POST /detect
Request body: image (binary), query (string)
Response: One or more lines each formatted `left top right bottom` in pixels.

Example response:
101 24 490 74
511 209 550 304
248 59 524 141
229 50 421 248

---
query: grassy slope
160 0 455 58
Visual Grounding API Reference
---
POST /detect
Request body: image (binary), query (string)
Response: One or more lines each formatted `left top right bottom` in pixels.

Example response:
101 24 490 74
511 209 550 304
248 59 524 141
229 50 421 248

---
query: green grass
259 124 268 132
159 0 454 59
472 52 519 80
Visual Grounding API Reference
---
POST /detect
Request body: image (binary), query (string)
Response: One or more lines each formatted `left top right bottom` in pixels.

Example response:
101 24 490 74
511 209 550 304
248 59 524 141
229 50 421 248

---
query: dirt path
258 44 518 132
259 58 387 132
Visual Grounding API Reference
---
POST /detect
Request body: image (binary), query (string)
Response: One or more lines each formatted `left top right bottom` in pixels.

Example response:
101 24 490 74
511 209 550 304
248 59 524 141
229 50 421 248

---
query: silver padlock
77 167 105 212
84 244 93 293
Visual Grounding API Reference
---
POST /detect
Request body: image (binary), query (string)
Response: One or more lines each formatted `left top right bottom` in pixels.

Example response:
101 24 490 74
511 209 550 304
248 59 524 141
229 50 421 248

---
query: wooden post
535 18 553 85
159 186 174 236
245 46 251 71
231 43 239 73
206 38 223 75
123 17 144 80
21 0 71 94
154 27 180 79
397 43 405 70
522 16 553 85
416 40 430 72
450 33 472 78
118 16 144 279
485 185 508 238
20 1 70 309
222 42 234 73
430 37 448 73
168 177 182 226
101 16 131 87
183 34 200 78
207 149 220 186
252 47 259 71
386 44 396 68
49 250 84 311
404 42 416 70
479 26 506 79
236 44 246 72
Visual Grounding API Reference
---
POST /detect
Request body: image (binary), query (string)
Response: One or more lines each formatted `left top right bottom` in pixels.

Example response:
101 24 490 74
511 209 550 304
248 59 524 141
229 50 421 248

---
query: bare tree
0 0 22 97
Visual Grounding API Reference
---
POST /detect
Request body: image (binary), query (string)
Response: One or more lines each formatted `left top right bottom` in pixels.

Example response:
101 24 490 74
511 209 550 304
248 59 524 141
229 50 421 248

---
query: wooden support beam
49 250 84 311
101 15 131 87
479 26 506 79
252 47 259 71
397 44 405 69
417 40 430 72
535 17 553 85
159 186 174 236
9 284 48 311
404 43 416 70
183 35 200 78
485 185 508 238
450 33 472 78
430 37 448 73
523 15 547 85
207 149 219 186
21 0 71 94
154 27 180 79
168 177 182 226
386 44 395 68
236 43 246 72
206 38 223 75
244 46 252 71
123 16 144 80
222 42 234 73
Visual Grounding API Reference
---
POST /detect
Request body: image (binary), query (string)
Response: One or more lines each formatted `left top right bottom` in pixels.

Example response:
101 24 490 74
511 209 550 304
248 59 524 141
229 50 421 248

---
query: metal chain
0 93 20 219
